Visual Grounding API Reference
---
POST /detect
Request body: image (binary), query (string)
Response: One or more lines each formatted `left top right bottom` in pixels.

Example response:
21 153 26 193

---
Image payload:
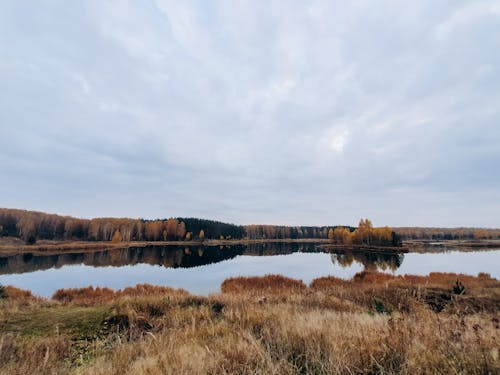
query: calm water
0 243 499 297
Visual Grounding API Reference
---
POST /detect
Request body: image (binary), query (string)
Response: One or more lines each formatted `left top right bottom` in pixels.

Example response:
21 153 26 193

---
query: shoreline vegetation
0 238 410 255
1 272 499 374
0 208 402 249
1 237 500 256
1 207 499 256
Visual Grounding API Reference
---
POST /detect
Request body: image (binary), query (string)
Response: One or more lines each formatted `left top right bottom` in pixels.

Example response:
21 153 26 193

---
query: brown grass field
1 272 499 374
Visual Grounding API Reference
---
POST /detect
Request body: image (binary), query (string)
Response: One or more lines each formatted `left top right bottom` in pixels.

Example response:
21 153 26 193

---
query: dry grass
1 272 499 374
221 275 307 295
52 284 189 306
4 285 38 301
351 270 499 289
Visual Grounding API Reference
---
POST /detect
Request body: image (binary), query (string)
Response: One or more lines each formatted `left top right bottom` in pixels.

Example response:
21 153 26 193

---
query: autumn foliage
2 208 499 246
244 219 402 246
0 208 189 243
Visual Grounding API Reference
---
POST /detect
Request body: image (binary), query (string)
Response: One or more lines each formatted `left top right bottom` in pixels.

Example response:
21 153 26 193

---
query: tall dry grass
52 284 189 306
0 272 499 374
221 275 307 294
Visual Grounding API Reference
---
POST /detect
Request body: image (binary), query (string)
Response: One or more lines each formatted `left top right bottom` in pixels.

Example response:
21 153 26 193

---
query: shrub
0 284 7 299
353 271 396 284
2 285 35 300
221 275 306 294
372 297 394 315
52 286 115 305
310 276 349 290
452 280 465 295
52 284 188 305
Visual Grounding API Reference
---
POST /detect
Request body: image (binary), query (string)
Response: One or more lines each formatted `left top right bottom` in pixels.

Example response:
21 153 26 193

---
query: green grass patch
0 305 112 339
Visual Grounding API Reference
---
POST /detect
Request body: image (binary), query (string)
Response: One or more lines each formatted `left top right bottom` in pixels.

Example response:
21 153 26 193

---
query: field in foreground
1 272 499 374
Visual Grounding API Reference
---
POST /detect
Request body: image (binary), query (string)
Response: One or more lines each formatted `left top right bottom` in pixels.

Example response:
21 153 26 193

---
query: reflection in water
0 246 242 275
331 251 405 272
0 243 404 276
1 245 498 297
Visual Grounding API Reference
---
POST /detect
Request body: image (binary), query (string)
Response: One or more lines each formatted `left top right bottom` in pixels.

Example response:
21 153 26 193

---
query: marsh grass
52 284 189 306
1 272 499 374
221 274 307 294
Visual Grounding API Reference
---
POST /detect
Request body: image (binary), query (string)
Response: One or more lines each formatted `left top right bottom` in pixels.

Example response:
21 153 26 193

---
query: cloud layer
1 0 499 226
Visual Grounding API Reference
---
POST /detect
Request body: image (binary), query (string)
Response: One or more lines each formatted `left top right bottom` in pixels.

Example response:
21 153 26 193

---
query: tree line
244 225 355 240
179 218 245 240
394 227 500 240
0 209 191 244
3 208 497 246
244 220 401 247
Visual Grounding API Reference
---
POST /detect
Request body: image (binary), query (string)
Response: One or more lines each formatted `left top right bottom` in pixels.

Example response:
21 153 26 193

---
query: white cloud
264 79 296 100
435 1 500 39
327 129 349 153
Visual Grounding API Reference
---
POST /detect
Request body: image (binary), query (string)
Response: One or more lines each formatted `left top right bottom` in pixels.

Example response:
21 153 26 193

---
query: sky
1 1 499 227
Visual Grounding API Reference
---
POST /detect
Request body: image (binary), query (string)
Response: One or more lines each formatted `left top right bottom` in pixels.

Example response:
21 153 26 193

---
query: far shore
0 238 332 255
1 237 498 256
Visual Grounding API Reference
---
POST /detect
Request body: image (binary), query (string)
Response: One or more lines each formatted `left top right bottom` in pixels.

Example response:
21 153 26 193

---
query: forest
0 209 249 243
1 208 498 247
0 208 395 246
394 226 500 240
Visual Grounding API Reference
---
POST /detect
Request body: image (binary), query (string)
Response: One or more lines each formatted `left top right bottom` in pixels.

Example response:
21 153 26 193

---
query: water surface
0 243 498 297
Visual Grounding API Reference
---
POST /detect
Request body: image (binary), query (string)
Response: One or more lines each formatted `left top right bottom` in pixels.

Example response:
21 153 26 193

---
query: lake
1 243 499 297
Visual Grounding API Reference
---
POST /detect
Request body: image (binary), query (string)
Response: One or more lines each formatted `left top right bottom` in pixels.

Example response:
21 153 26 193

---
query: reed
0 272 498 374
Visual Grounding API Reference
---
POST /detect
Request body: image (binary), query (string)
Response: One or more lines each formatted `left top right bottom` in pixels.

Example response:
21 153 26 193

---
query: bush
372 297 393 315
452 280 465 295
0 284 7 299
221 275 306 294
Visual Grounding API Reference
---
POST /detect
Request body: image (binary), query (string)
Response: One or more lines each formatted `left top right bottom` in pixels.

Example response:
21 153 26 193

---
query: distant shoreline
1 238 498 256
0 238 332 255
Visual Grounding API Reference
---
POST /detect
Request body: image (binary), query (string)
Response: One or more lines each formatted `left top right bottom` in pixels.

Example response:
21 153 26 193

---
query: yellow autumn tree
328 228 334 243
146 221 163 241
111 230 123 243
354 219 373 245
373 226 393 246
333 227 352 245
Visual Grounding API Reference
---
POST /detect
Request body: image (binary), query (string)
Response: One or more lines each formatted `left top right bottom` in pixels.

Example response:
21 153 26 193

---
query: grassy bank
1 272 499 374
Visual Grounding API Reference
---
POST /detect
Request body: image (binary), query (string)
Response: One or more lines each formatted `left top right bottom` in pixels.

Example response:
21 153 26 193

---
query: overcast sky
1 1 499 227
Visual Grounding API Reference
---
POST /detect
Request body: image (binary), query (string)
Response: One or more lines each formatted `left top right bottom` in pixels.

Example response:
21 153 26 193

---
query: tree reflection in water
0 243 405 275
331 251 404 272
